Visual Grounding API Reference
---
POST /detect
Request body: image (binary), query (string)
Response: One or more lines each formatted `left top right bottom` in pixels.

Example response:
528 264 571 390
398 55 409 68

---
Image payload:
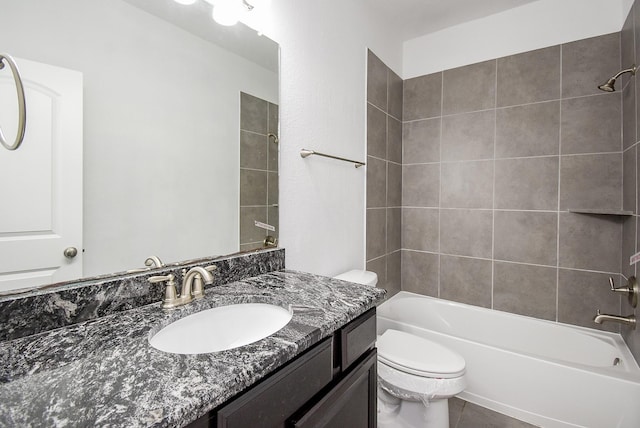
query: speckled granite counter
0 270 385 427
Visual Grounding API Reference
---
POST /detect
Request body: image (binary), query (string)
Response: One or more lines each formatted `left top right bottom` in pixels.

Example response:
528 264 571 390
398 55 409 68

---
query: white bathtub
377 292 640 428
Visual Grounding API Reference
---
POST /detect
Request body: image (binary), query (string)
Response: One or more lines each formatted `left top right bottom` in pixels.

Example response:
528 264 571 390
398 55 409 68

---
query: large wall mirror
0 0 279 294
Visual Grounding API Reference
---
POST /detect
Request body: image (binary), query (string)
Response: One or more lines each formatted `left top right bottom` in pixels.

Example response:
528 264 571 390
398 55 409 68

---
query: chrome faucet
593 310 636 329
148 266 214 309
145 256 164 269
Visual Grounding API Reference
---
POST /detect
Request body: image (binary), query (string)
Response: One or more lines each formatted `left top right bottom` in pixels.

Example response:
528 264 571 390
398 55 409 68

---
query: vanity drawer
216 337 333 428
340 308 376 370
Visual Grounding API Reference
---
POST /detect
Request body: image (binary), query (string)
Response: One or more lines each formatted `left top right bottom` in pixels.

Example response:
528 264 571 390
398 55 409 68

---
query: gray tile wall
621 1 640 364
399 33 625 334
240 92 279 251
367 34 631 337
366 51 402 297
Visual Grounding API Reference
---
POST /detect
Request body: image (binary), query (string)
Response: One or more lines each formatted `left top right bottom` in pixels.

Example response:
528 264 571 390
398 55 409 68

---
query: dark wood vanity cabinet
187 308 377 428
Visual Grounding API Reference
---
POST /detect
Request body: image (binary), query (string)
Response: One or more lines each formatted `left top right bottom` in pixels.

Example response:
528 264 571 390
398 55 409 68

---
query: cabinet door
216 338 333 428
289 349 377 428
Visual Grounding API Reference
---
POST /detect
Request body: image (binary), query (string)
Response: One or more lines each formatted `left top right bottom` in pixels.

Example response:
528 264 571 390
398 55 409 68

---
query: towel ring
0 54 26 151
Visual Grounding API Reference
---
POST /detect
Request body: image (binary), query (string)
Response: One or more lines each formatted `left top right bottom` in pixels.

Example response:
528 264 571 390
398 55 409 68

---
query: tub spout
593 309 636 329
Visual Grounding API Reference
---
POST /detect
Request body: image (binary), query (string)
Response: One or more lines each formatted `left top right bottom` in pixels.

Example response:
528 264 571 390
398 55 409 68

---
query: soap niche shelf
568 209 634 216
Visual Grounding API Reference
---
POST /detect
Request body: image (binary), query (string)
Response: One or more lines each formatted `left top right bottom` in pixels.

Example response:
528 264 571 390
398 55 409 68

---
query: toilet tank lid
334 270 378 286
377 329 465 378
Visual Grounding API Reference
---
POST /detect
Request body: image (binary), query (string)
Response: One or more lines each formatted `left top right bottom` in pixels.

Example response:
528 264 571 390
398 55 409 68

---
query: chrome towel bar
300 149 365 168
0 54 26 151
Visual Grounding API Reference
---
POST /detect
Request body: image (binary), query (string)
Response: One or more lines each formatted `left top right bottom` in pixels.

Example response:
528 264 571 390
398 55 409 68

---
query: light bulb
212 1 244 26
173 0 197 5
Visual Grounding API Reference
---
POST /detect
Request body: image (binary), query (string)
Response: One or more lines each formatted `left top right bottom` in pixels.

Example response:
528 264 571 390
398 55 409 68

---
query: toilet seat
377 329 465 378
377 361 467 400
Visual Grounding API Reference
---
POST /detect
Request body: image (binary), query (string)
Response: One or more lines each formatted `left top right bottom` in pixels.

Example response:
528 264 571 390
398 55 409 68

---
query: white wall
261 0 403 276
0 0 277 276
403 0 634 78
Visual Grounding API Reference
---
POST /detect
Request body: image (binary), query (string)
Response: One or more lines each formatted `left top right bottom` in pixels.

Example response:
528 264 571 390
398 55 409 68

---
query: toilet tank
334 270 378 287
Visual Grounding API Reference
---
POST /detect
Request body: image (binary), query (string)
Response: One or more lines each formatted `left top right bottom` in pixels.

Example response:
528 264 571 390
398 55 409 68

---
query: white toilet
334 270 467 428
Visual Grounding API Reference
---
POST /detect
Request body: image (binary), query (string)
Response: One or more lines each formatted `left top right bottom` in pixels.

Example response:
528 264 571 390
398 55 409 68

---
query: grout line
438 72 444 298
401 151 623 168
556 45 563 323
492 58 498 310
401 92 618 125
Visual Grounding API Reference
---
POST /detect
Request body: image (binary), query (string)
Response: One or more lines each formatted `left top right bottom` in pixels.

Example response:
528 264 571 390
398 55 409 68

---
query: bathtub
377 292 640 428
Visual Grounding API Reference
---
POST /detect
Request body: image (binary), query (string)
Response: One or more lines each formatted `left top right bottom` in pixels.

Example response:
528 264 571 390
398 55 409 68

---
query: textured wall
620 1 640 363
368 32 631 334
365 51 402 296
239 93 279 251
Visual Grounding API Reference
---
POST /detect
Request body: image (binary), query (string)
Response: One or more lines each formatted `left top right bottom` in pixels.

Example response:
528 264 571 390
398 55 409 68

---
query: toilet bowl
334 270 467 428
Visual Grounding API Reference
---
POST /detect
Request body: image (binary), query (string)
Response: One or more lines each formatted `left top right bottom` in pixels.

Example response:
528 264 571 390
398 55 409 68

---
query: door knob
64 247 78 258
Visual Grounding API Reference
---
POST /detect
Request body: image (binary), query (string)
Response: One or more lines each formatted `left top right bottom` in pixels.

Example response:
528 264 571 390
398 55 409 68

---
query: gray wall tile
622 216 636 278
240 206 267 244
267 206 279 239
387 116 403 164
268 103 279 135
386 251 402 297
268 137 279 172
403 118 440 163
560 153 622 210
403 72 442 121
624 147 636 213
441 110 495 161
441 160 493 208
559 212 622 272
558 269 621 332
267 172 278 205
622 8 636 90
403 164 440 207
388 69 403 120
402 208 439 252
387 162 402 207
240 92 268 134
367 103 387 159
561 94 621 154
366 208 386 260
495 157 559 210
442 60 496 115
440 255 492 308
562 32 621 98
624 77 636 150
494 211 558 266
367 50 387 111
497 46 560 107
387 208 401 253
366 156 386 208
366 256 387 291
240 169 267 206
495 101 560 158
240 131 268 170
440 209 493 258
494 262 557 320
401 250 438 296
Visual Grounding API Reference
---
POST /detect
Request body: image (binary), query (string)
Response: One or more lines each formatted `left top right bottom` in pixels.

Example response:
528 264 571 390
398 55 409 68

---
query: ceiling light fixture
173 0 198 5
202 0 255 26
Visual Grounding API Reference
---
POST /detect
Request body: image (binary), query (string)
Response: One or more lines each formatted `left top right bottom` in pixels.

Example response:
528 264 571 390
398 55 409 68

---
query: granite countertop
0 270 385 427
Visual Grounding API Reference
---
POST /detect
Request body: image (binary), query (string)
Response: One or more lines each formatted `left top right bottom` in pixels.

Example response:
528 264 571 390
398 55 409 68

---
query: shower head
598 65 637 92
597 78 616 92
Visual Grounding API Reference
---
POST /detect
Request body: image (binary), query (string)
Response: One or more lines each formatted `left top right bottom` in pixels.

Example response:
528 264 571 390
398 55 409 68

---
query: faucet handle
191 265 217 299
608 276 639 308
148 274 178 309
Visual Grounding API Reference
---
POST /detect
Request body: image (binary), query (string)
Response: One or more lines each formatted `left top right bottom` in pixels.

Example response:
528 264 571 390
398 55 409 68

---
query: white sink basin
149 303 293 354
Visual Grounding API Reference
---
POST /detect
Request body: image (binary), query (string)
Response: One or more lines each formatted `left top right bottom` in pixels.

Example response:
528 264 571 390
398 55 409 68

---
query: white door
0 57 83 293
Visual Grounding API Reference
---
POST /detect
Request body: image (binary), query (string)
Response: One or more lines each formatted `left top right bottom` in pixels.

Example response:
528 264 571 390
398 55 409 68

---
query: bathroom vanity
0 249 385 427
192 308 377 427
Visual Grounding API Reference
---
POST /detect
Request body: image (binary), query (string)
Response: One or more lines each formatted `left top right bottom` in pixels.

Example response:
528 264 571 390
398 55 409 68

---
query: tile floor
449 398 538 428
